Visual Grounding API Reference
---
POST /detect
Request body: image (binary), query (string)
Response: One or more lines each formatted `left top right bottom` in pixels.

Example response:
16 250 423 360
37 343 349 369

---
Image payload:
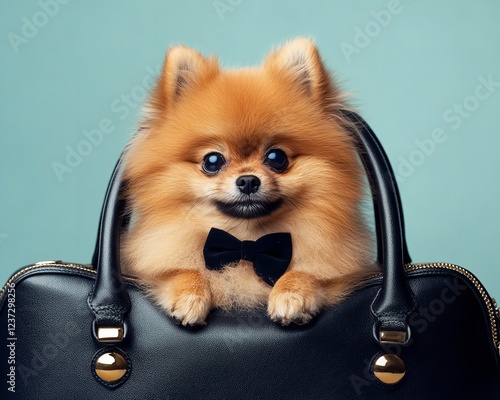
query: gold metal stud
379 330 408 344
97 326 124 342
372 354 406 385
95 352 128 383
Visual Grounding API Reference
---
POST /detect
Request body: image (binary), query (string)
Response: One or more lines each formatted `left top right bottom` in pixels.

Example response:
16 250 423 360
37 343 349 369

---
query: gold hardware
380 330 407 344
97 327 124 342
0 262 95 299
1 262 498 357
95 352 128 383
372 354 406 385
34 260 62 265
493 298 500 319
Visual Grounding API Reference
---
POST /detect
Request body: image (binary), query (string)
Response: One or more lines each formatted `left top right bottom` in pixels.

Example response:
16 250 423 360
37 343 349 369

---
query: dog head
124 39 364 234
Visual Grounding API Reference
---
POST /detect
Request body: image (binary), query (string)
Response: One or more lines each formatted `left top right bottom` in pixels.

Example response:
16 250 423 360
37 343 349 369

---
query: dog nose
236 175 261 195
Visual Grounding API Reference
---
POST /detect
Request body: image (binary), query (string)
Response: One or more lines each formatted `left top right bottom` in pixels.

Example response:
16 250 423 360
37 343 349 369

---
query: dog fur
121 38 376 326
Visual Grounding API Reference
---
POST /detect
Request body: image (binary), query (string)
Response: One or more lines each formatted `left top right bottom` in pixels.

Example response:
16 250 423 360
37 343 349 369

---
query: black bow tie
203 228 292 286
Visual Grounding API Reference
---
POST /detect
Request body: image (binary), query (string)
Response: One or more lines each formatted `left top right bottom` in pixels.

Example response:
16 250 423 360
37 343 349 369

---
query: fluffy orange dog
121 38 375 326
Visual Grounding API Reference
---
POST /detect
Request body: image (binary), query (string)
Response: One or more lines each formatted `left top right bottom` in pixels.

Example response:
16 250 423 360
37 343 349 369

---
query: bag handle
88 159 131 342
88 111 416 343
342 111 415 337
341 111 412 267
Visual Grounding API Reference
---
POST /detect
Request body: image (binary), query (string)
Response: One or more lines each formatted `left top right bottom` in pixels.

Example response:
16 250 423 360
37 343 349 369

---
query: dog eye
202 152 226 175
264 149 288 172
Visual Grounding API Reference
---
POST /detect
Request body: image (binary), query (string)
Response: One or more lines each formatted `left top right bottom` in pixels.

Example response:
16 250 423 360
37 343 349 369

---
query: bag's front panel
1 267 499 399
0 271 98 399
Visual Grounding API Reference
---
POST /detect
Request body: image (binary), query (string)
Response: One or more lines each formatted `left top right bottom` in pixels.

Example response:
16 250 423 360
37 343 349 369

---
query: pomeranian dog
121 38 376 327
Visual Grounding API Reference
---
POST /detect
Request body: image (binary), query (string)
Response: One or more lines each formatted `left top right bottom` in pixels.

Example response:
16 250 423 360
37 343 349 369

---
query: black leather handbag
1 112 499 399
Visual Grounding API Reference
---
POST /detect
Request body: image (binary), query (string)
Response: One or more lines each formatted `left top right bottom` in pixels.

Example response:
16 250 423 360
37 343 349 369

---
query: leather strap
341 111 415 333
341 111 412 266
88 159 130 332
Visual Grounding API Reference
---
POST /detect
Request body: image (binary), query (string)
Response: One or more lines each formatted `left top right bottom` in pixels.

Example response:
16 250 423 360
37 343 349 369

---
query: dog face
121 39 374 320
124 39 363 235
198 145 287 219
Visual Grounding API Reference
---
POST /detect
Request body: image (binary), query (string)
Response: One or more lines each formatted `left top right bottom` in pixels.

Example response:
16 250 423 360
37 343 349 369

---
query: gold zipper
405 262 499 356
1 261 499 355
0 261 95 298
494 297 500 356
0 261 141 299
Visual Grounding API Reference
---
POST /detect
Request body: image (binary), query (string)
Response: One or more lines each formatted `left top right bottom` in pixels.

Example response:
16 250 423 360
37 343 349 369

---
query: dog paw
267 271 324 326
268 291 320 325
152 270 212 327
169 292 211 327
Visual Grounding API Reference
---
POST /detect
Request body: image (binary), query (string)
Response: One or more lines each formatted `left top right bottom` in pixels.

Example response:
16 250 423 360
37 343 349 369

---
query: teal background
1 1 499 300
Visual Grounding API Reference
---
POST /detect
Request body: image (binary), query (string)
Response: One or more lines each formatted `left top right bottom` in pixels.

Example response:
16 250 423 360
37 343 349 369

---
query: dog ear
147 45 219 118
265 38 343 109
